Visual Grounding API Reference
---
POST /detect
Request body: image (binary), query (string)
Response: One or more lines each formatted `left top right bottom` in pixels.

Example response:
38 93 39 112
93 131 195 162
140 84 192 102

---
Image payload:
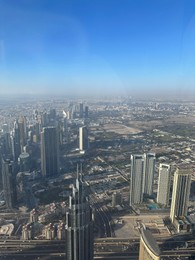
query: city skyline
0 0 195 97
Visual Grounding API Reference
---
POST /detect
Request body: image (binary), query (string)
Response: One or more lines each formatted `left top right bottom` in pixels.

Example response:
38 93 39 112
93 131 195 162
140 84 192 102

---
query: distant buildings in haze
41 126 59 177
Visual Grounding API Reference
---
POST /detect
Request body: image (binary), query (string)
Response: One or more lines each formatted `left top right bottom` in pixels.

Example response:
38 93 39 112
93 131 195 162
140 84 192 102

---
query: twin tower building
130 153 156 206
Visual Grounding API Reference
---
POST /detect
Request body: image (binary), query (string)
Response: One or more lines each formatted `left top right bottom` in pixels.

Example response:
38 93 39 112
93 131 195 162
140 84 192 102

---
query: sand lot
103 124 142 135
114 214 170 238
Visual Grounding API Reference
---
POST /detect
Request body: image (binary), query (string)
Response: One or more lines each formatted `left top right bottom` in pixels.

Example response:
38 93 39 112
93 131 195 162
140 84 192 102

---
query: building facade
139 226 161 260
130 154 145 205
79 126 89 152
41 126 59 177
65 173 93 260
143 153 156 196
157 164 171 206
170 168 191 222
2 158 17 208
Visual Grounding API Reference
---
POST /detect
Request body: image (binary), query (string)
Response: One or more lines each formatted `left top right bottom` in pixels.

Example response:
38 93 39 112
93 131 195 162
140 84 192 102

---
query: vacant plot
103 124 142 135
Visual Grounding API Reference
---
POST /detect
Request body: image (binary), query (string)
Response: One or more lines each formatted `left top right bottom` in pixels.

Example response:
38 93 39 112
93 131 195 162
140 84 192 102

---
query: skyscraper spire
65 168 94 260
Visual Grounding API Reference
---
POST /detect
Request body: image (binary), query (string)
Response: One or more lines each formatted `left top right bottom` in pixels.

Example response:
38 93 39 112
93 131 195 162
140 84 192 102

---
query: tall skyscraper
11 121 21 161
2 158 17 208
18 116 27 150
143 153 155 196
170 168 191 222
85 106 89 118
41 127 59 177
157 164 171 206
130 153 156 206
130 154 145 205
79 103 84 118
79 126 89 152
65 173 93 260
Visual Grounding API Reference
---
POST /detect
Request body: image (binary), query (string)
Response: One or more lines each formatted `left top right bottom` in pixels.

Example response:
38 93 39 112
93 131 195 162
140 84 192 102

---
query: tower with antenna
65 166 94 260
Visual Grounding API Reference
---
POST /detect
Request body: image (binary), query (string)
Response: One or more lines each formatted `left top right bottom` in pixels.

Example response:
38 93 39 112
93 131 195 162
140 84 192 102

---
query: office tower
2 124 9 133
79 126 89 151
2 158 17 208
2 132 12 156
41 126 59 177
143 153 155 196
49 109 56 122
130 154 145 206
85 106 89 118
157 164 171 206
170 168 191 222
79 103 84 118
18 152 30 172
63 117 68 142
18 116 27 146
11 121 21 161
65 173 93 260
139 226 161 260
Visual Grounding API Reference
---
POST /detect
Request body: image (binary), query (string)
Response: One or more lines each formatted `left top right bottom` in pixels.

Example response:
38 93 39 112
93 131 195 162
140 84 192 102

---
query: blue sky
0 0 195 97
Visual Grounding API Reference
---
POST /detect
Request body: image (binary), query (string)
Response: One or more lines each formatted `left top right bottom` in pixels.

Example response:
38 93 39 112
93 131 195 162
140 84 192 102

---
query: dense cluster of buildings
0 99 195 259
0 103 89 210
130 152 194 233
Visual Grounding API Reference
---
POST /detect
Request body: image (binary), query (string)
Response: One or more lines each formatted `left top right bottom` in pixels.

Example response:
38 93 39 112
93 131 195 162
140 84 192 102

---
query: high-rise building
41 126 59 177
11 121 21 161
85 106 89 118
170 168 191 222
2 124 9 134
157 164 171 206
2 133 12 156
65 173 93 260
79 103 84 118
130 154 145 205
143 153 155 196
79 126 89 152
130 153 156 206
139 226 161 260
2 158 17 208
18 116 27 150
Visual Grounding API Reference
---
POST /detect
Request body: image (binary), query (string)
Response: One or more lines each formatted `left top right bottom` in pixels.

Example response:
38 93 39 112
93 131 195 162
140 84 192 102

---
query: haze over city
1 2 195 259
0 0 195 97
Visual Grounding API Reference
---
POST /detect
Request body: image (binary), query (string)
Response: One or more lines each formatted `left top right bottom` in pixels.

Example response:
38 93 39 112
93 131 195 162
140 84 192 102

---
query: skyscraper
18 116 27 150
11 120 21 161
79 126 89 152
85 106 89 118
41 127 59 177
79 103 84 118
65 173 93 260
130 154 145 206
143 153 155 196
170 168 191 222
157 164 171 206
2 158 17 208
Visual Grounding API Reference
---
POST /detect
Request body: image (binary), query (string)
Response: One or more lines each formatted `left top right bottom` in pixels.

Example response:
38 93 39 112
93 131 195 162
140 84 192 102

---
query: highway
90 194 113 237
0 238 195 259
97 156 129 183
